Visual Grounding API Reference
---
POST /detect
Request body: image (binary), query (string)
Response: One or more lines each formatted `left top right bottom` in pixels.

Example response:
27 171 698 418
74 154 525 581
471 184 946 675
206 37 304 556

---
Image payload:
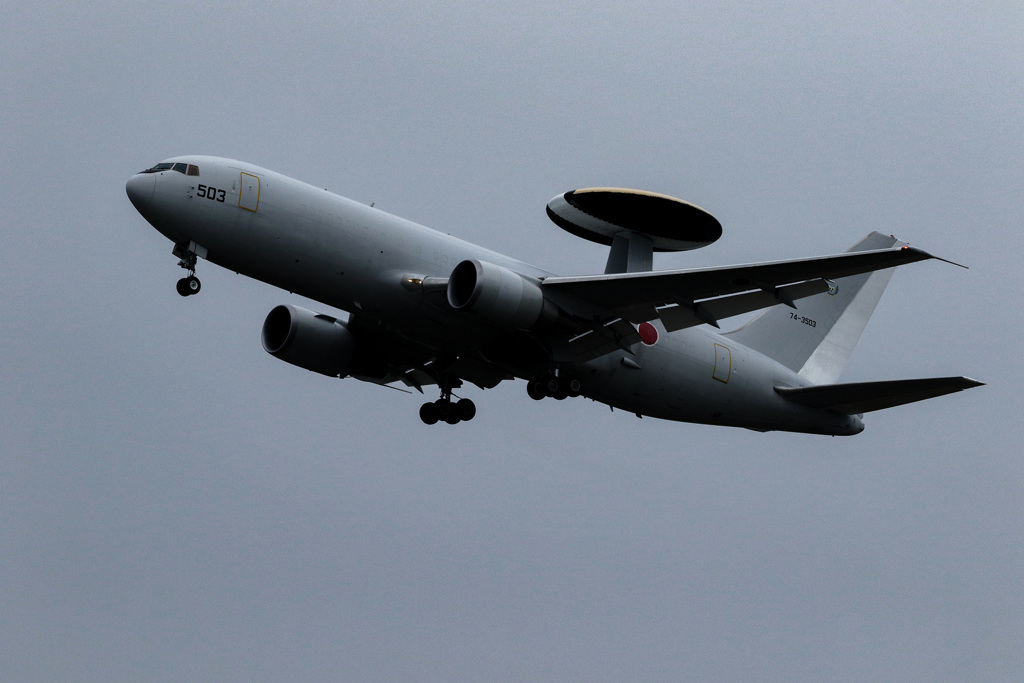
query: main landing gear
526 373 583 401
419 376 476 425
173 242 202 297
419 392 477 425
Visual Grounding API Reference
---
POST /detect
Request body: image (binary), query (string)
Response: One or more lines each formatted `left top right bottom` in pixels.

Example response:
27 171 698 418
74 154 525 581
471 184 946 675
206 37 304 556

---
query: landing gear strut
419 379 476 425
173 242 202 297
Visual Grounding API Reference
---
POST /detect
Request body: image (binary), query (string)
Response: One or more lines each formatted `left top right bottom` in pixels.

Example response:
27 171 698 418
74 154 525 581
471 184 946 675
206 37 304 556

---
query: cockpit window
139 161 200 176
141 162 173 173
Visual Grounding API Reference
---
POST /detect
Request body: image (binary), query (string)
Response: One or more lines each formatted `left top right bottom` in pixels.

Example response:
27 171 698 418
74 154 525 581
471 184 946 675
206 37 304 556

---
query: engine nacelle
261 304 355 377
447 259 555 330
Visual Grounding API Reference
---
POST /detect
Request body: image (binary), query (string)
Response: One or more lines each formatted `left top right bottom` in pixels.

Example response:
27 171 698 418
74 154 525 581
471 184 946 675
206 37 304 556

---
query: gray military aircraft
126 156 981 435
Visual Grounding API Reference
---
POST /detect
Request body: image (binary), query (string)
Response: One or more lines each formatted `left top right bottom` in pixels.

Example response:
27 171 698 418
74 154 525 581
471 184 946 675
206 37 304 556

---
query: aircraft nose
126 173 155 210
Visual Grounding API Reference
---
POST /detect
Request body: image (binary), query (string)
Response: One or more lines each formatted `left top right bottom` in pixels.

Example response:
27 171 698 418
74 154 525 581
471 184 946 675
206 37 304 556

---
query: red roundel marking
638 322 659 345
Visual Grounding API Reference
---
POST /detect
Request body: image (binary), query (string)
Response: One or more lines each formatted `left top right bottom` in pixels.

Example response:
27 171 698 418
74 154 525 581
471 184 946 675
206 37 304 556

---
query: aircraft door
713 343 732 383
239 172 260 212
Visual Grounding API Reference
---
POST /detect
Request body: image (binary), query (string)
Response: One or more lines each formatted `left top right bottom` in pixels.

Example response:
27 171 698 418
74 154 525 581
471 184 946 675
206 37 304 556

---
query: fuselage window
186 164 200 176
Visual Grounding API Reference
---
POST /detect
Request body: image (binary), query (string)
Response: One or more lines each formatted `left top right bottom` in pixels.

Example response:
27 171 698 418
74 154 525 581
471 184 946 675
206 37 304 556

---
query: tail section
725 232 902 384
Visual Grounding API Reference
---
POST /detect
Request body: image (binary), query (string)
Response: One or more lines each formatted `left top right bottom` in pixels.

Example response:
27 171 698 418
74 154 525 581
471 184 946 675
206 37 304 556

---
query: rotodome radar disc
546 188 722 252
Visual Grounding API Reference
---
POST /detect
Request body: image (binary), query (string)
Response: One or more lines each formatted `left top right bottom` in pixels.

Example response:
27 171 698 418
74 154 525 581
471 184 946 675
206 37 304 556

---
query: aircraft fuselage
127 155 869 434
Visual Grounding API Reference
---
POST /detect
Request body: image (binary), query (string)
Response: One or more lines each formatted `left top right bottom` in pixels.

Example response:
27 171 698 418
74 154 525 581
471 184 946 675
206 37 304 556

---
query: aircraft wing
541 241 952 362
543 244 938 321
775 377 984 414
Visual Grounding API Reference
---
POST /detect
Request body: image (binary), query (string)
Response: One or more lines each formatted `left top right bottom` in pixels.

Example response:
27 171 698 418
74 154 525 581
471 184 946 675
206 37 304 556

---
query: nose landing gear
176 275 201 296
173 242 204 297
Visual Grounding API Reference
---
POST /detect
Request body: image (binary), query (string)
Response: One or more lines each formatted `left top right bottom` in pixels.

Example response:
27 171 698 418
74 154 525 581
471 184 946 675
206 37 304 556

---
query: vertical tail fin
725 232 903 384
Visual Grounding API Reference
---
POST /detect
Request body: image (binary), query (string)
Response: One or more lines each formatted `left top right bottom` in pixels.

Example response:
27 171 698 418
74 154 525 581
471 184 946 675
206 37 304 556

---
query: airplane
126 155 982 435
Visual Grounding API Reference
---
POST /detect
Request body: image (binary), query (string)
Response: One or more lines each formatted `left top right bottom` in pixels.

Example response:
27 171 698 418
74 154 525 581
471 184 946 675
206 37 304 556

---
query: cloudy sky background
3 2 1021 680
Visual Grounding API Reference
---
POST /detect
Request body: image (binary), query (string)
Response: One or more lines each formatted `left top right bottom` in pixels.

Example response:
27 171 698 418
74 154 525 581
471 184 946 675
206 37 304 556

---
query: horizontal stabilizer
775 377 984 414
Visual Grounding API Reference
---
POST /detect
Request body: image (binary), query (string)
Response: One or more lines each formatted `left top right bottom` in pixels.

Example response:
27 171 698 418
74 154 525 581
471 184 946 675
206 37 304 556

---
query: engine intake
447 259 555 329
262 304 355 377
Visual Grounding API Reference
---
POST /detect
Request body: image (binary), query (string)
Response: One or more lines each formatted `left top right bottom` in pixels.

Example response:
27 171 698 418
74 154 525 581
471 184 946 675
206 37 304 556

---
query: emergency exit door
713 343 732 383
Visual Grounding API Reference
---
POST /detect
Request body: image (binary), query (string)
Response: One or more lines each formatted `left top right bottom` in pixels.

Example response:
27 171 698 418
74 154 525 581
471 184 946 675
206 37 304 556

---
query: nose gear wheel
176 275 201 296
173 242 202 296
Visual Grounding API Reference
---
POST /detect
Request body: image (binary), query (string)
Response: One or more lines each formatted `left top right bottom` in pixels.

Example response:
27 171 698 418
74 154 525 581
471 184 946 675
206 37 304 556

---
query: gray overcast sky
3 2 1022 680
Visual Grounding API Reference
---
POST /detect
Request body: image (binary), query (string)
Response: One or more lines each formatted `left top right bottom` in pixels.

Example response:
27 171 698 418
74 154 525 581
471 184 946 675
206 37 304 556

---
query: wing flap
775 377 984 414
567 318 643 363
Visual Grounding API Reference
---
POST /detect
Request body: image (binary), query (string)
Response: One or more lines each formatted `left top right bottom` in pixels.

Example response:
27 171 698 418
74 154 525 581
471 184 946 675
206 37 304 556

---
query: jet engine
447 259 558 330
261 304 355 377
